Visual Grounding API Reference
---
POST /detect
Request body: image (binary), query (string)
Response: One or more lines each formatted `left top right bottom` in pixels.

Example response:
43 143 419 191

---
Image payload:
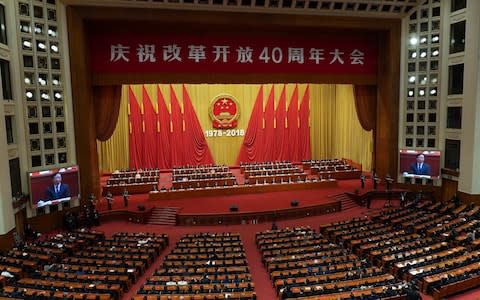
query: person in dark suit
106 192 114 210
45 173 70 200
409 153 431 175
122 188 129 207
360 174 365 189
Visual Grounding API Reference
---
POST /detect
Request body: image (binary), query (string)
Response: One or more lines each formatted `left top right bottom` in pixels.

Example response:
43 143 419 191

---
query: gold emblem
209 94 240 129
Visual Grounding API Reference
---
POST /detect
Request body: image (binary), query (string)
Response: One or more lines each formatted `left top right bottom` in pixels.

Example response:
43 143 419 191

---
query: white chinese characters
109 44 366 66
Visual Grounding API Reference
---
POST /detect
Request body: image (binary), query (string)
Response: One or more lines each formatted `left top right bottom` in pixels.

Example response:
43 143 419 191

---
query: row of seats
107 176 159 186
136 232 256 300
243 168 303 179
264 199 480 299
173 172 233 181
301 159 348 168
111 169 160 178
364 201 479 299
255 226 407 299
171 178 238 190
240 161 293 173
0 230 167 300
172 165 229 175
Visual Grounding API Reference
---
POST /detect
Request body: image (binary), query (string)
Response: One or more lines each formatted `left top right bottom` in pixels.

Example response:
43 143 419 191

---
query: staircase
335 193 359 211
147 207 179 225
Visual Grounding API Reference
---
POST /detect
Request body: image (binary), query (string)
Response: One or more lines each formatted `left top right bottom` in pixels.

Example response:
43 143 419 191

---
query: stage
96 178 370 217
148 179 337 201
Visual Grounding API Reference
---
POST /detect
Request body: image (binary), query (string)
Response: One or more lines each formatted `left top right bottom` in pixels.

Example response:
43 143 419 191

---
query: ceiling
61 0 423 19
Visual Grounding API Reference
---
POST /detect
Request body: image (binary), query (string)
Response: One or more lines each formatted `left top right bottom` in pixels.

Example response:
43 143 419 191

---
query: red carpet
94 175 480 299
94 199 387 300
92 199 480 300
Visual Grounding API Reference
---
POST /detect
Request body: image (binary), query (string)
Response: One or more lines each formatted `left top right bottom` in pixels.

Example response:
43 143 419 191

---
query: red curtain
263 86 275 161
156 86 172 169
128 86 144 169
141 86 158 168
169 85 185 167
275 85 287 161
353 85 377 131
299 85 312 160
236 85 264 163
182 85 214 165
93 85 121 141
287 85 300 162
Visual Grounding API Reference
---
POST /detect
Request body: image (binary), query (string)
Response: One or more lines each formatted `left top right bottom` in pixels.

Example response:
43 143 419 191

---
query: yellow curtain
309 84 372 171
332 85 372 170
96 85 130 173
97 83 372 172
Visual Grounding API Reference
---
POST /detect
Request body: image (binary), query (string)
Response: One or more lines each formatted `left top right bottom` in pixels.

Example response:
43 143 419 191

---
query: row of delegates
240 160 290 166
245 175 320 185
173 164 228 171
171 180 238 190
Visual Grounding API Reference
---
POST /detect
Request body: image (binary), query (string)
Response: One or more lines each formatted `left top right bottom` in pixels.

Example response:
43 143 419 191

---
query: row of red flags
128 84 311 169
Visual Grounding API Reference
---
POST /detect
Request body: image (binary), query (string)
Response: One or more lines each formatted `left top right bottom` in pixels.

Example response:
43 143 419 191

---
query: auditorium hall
0 0 479 299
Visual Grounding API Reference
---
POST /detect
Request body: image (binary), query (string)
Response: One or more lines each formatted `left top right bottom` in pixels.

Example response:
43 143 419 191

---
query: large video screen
399 150 441 179
29 165 80 208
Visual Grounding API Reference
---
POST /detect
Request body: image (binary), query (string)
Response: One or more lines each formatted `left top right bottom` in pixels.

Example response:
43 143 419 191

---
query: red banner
90 32 377 75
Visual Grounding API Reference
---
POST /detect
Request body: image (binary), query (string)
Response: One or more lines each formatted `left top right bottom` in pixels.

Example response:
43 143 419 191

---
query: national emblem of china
209 94 240 129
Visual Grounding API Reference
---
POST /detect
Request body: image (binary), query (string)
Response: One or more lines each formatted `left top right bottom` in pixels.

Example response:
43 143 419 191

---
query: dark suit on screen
45 183 71 200
409 162 431 175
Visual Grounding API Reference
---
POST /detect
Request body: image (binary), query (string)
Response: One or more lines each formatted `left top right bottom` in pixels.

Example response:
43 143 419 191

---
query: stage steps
335 193 359 211
147 207 179 225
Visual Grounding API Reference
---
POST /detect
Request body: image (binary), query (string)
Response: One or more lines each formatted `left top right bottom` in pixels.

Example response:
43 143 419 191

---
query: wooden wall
0 228 15 254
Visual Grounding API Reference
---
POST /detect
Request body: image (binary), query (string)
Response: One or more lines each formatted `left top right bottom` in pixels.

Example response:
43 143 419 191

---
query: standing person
106 192 114 210
45 173 71 200
385 174 393 191
122 188 129 208
400 192 407 207
88 193 97 209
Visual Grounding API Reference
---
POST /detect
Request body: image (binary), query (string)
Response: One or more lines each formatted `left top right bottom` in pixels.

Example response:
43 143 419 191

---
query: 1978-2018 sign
204 129 245 137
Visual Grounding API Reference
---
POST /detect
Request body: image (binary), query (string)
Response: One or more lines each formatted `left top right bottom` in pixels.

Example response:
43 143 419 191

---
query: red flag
157 85 171 169
142 86 158 168
170 85 184 167
275 85 287 160
287 85 300 162
299 85 311 160
263 85 275 161
128 86 144 169
182 85 214 165
237 85 264 163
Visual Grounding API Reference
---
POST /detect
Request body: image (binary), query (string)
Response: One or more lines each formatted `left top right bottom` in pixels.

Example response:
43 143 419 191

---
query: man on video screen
409 153 431 176
45 173 71 200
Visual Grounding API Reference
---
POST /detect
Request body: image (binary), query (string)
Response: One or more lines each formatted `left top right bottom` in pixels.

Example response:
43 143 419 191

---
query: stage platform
148 179 337 201
96 178 367 223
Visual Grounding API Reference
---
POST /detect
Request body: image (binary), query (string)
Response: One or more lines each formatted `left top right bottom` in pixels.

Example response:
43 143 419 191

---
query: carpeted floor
96 178 369 213
93 176 480 300
92 197 480 300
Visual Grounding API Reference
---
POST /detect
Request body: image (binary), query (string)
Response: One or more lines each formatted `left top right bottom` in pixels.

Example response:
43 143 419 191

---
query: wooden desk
172 177 236 189
244 168 303 178
103 182 157 195
248 173 307 184
150 180 337 201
